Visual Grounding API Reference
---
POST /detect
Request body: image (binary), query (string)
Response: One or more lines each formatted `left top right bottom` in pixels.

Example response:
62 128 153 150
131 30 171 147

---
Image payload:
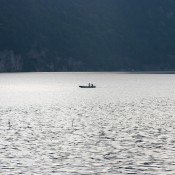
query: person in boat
89 83 90 87
91 84 93 87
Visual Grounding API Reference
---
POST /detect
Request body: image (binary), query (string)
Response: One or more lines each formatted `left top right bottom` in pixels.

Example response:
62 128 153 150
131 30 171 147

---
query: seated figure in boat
79 83 96 88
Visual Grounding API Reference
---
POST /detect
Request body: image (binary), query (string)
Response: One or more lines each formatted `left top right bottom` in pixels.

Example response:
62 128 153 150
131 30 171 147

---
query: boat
79 85 96 88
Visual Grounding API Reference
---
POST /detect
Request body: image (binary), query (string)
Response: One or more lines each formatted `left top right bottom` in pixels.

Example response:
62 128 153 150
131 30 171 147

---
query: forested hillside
0 0 175 72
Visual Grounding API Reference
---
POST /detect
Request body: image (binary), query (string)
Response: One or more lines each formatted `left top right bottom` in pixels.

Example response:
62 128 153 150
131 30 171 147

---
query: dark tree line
0 0 175 72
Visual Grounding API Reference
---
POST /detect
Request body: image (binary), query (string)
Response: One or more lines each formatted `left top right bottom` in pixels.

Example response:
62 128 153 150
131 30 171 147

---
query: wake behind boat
79 83 96 88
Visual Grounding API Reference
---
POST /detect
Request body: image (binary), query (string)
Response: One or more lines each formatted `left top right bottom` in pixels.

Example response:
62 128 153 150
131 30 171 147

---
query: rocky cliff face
0 0 175 72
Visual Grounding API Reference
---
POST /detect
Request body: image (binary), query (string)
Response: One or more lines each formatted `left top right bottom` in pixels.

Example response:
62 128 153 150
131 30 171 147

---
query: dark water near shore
0 73 175 175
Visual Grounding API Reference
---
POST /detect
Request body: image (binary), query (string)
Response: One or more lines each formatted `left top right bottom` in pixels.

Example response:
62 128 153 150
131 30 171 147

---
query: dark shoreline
1 71 175 74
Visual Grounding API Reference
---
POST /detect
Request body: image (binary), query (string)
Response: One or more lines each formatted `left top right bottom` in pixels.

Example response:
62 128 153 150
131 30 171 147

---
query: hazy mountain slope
0 0 175 72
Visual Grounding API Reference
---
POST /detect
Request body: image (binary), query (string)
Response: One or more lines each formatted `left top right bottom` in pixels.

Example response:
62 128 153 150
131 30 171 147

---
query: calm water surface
0 73 175 175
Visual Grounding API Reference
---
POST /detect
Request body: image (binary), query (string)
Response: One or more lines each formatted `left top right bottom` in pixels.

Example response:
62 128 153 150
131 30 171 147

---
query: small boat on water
79 85 96 88
79 83 96 88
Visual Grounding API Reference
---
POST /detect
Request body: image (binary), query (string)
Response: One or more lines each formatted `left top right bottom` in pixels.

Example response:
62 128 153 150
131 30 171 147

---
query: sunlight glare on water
0 73 175 175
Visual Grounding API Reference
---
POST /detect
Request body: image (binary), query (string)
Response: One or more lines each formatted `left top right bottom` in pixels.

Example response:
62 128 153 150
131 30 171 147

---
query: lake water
0 73 175 175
